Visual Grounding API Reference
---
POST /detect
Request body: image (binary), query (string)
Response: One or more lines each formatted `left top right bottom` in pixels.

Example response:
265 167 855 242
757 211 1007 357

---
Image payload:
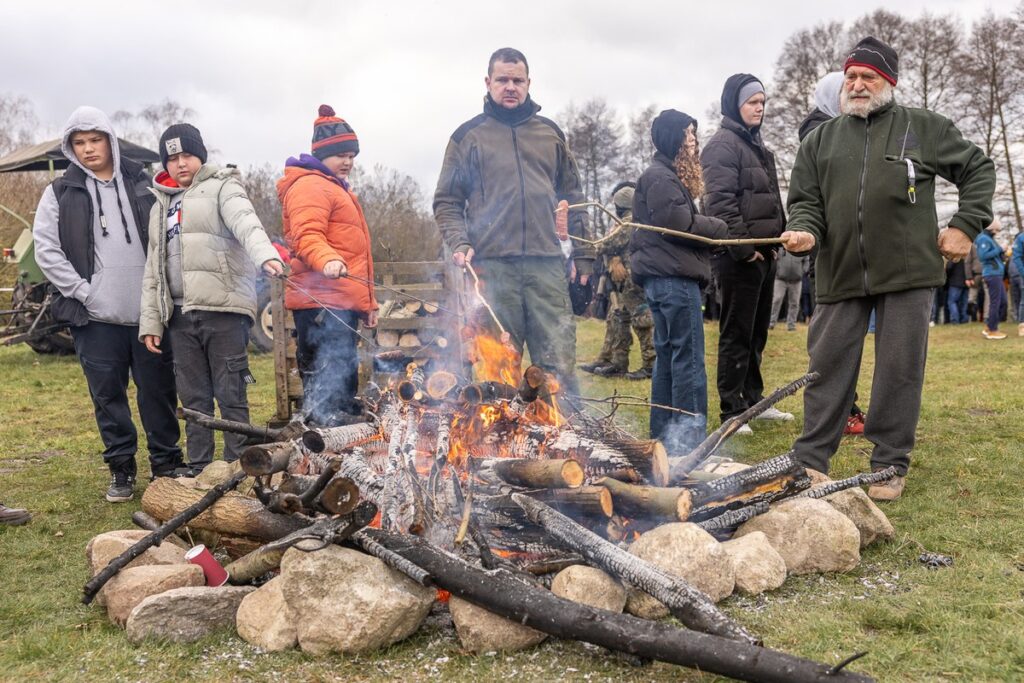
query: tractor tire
250 288 274 353
11 282 75 356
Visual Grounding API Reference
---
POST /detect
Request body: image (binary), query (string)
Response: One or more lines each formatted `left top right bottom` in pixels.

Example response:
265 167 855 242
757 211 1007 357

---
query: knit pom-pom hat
312 104 359 160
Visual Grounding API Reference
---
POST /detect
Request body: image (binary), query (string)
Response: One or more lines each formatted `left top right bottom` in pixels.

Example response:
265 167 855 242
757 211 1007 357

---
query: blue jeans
946 285 969 324
644 277 708 453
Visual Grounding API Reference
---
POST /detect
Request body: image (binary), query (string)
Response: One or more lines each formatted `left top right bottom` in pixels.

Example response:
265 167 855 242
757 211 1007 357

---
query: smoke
654 412 708 456
298 309 362 427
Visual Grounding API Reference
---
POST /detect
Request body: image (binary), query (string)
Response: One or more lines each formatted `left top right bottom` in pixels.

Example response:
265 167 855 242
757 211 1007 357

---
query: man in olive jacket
782 37 995 500
701 73 791 430
434 47 594 392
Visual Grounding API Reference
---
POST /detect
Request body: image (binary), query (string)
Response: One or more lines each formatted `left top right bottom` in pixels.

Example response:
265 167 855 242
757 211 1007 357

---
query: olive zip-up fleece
787 100 995 303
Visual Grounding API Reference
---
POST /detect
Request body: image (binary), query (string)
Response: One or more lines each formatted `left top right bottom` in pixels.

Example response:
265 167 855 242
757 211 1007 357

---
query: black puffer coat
629 152 728 287
700 74 786 261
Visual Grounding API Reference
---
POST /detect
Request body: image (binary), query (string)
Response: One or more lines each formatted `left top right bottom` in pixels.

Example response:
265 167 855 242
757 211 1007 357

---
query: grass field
1 317 1023 682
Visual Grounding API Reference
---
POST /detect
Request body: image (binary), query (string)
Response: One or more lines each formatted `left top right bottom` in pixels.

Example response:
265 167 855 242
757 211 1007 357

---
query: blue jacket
975 232 1005 278
1012 232 1024 279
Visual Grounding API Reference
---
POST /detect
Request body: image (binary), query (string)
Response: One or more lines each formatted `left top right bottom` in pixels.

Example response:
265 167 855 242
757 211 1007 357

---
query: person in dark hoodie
630 110 728 452
32 106 184 502
277 106 379 426
701 74 792 435
782 37 995 500
433 47 594 395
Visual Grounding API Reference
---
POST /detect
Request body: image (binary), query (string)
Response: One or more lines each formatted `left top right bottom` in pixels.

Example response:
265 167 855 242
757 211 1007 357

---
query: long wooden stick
82 471 248 604
562 201 786 247
364 529 874 683
512 493 758 645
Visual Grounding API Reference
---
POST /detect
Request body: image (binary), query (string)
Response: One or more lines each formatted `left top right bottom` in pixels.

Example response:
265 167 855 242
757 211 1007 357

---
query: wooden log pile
85 355 885 681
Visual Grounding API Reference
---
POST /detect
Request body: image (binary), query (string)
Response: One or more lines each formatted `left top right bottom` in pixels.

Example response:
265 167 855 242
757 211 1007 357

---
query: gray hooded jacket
32 106 149 326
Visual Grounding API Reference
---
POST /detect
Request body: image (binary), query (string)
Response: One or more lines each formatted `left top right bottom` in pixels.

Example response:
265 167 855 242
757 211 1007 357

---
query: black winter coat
798 109 831 142
629 152 728 287
701 118 786 262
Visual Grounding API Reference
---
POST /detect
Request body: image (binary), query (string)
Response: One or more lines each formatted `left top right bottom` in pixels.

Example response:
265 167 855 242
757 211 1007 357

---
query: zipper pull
904 158 917 205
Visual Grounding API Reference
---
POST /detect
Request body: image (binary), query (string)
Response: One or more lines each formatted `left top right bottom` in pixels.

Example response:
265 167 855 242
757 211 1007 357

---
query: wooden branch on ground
363 528 874 683
670 373 818 480
82 471 248 604
511 493 758 644
176 407 304 443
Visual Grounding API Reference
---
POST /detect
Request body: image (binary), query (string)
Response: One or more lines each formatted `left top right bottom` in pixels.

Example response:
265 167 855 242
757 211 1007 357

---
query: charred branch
798 467 899 499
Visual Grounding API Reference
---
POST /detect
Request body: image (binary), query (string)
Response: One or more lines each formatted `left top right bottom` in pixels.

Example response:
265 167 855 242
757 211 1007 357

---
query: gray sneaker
105 472 136 503
754 407 795 421
0 504 31 526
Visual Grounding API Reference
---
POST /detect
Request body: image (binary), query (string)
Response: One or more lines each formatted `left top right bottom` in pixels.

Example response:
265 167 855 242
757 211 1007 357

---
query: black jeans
71 321 183 476
714 253 775 421
167 308 252 468
293 308 360 426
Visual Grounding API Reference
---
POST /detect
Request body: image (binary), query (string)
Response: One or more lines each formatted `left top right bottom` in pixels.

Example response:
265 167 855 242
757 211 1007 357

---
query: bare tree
561 99 623 236
846 10 911 54
239 164 283 240
615 104 658 183
349 164 440 263
0 93 38 156
900 13 963 114
111 99 198 151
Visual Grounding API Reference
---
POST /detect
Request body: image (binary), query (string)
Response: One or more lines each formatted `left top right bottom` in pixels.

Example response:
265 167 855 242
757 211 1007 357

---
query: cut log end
322 477 361 515
302 430 326 453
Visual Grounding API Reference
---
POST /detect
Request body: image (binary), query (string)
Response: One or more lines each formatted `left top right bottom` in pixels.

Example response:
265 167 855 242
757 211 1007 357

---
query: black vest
49 158 154 326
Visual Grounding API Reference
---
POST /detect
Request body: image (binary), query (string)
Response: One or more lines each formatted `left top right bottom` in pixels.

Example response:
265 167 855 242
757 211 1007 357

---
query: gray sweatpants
771 279 802 326
791 288 932 476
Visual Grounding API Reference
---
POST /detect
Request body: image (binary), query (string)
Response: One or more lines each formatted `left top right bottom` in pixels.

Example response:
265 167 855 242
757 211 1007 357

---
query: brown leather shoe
0 503 31 526
868 475 906 501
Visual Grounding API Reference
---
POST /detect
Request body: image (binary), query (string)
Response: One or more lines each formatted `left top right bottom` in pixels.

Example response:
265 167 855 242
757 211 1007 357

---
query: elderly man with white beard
780 36 995 501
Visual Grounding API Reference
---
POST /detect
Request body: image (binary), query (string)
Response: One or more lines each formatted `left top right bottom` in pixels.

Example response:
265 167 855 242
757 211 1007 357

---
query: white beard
841 83 895 118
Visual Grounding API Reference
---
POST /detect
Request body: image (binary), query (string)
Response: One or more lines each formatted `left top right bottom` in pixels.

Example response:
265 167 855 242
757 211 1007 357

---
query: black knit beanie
844 36 899 86
651 109 697 160
159 123 207 168
312 104 359 160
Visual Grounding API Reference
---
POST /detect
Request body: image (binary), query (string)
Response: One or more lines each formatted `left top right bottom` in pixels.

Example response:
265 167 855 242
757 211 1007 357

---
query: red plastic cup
185 544 229 587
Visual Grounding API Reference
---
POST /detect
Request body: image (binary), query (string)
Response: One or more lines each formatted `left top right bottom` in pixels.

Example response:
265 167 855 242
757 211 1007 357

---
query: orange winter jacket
277 158 377 314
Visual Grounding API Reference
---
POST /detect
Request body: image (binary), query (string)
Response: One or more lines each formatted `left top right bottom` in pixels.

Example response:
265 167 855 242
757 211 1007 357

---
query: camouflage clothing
593 208 655 370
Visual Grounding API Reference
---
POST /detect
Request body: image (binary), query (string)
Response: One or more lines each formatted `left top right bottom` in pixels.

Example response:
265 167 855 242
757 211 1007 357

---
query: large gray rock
103 563 205 626
236 577 297 652
721 531 787 595
824 488 895 548
125 585 254 643
279 544 434 655
448 596 547 653
625 523 735 619
735 497 860 575
550 566 626 613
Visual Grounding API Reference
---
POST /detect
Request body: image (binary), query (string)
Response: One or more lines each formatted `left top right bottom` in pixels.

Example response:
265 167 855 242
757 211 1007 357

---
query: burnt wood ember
83 471 249 604
596 478 692 522
685 454 812 522
669 372 819 479
798 467 900 499
362 529 874 683
512 493 759 645
474 458 584 489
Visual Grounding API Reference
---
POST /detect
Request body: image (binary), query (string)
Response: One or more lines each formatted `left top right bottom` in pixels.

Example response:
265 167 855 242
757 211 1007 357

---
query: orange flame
471 333 520 386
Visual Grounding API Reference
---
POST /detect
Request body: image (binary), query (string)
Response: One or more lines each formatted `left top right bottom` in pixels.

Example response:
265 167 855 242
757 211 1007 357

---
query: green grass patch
1 319 1023 681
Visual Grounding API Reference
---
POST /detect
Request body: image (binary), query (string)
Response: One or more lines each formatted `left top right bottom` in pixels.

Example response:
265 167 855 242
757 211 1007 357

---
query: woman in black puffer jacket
629 110 728 453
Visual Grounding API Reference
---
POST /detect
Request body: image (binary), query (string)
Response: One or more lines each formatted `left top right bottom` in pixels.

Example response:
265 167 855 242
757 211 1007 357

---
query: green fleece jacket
787 100 995 303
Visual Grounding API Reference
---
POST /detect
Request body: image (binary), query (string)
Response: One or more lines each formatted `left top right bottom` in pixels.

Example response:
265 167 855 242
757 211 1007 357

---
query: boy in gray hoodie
32 106 184 503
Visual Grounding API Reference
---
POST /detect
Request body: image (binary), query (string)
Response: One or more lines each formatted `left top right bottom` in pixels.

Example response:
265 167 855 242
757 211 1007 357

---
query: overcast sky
0 0 1015 196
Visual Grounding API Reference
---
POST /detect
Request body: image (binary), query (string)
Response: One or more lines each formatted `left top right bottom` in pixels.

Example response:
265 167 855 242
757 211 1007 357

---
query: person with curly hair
629 110 727 452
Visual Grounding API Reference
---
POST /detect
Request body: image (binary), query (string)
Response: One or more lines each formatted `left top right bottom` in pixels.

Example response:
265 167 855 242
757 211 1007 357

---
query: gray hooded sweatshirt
32 106 148 326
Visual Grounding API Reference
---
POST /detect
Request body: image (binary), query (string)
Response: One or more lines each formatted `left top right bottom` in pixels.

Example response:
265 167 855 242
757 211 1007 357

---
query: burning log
474 458 584 489
459 381 517 405
338 448 386 508
83 471 249 604
350 529 432 586
362 529 873 683
512 493 758 645
141 476 308 542
176 407 305 443
596 478 691 522
397 363 426 402
476 487 614 527
517 365 548 402
798 467 899 499
598 439 670 486
425 371 461 400
670 372 819 479
686 454 811 522
300 422 378 454
240 441 300 476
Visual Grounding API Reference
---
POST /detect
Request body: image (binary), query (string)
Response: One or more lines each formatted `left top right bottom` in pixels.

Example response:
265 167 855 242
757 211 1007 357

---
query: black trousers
714 254 776 421
167 308 252 468
293 308 360 426
71 321 183 476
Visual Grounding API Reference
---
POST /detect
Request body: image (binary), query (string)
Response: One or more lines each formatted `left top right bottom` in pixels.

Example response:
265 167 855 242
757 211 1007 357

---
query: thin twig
463 262 508 340
568 394 700 417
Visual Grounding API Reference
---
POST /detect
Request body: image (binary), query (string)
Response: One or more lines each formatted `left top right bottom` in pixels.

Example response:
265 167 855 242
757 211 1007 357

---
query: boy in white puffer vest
140 124 284 472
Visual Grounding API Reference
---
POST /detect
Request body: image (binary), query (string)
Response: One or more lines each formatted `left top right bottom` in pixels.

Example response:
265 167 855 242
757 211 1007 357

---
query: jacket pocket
50 292 88 327
223 352 253 398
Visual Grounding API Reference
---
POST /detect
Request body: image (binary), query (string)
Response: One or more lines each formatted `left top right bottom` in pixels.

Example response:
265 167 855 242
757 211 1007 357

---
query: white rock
824 488 895 548
86 529 186 577
550 566 626 613
103 563 205 626
448 597 547 653
125 585 254 643
625 523 735 619
735 497 860 575
236 577 297 651
721 531 787 595
279 544 434 654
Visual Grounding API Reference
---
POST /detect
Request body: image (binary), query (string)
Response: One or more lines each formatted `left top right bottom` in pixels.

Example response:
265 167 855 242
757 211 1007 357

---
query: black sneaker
593 364 627 377
105 472 136 503
579 361 609 374
624 367 653 380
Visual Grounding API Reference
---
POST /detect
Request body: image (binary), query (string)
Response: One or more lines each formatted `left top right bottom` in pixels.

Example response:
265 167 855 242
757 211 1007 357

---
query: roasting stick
463 262 511 344
556 201 786 248
278 275 379 346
